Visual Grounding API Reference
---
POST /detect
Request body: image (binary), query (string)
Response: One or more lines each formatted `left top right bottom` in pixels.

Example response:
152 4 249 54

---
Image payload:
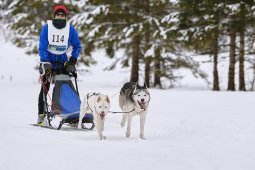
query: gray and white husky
119 82 150 139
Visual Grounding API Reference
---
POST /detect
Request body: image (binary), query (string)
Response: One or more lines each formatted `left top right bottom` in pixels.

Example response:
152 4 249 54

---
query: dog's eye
105 106 107 109
144 95 147 97
138 95 140 96
99 106 102 108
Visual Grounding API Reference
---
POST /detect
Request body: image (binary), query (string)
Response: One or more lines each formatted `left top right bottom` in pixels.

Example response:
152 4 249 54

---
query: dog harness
86 92 100 113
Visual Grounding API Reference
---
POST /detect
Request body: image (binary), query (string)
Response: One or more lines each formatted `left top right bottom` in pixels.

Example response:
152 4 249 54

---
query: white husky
119 82 150 139
78 92 111 140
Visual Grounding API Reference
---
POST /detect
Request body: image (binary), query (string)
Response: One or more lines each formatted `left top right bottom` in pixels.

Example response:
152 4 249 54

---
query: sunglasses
55 13 65 17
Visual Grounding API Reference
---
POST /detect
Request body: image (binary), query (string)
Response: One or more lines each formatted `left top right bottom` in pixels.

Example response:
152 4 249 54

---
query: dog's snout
101 111 105 115
141 99 145 102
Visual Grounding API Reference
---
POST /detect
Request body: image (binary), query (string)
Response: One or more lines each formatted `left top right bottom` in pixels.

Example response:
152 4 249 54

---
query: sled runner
30 123 55 129
37 63 95 130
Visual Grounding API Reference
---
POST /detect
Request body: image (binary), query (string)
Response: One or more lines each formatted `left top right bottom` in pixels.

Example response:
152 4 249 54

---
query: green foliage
6 0 79 54
6 0 255 88
72 0 182 85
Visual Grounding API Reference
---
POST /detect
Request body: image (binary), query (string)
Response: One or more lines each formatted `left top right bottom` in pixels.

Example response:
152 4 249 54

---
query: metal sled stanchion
40 75 53 127
72 71 79 96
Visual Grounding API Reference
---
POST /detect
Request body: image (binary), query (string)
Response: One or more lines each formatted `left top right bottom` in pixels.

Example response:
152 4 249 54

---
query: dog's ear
134 82 138 92
106 95 110 103
143 82 148 89
137 82 141 89
97 96 101 102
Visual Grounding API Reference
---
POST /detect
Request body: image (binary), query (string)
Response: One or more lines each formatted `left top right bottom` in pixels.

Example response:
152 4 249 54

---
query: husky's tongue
139 102 146 111
100 113 105 120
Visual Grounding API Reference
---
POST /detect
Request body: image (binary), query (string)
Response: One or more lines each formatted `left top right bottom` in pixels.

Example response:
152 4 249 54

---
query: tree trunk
239 4 246 91
145 58 151 87
130 34 140 82
154 47 161 88
251 71 255 91
212 27 220 91
227 22 236 91
144 0 151 87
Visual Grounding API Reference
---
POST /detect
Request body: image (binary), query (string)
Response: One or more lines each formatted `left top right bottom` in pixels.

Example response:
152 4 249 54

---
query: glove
65 65 76 72
64 57 77 72
45 69 52 76
39 62 52 76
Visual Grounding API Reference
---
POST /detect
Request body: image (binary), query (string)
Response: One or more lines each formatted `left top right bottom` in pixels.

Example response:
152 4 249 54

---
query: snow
123 26 134 38
161 12 179 24
1 32 255 170
88 25 101 38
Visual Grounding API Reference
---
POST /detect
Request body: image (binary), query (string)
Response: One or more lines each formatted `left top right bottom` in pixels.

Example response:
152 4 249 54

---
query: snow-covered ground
1 37 255 170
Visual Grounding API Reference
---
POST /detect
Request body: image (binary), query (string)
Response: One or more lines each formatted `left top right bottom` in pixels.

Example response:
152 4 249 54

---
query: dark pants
38 76 50 115
37 67 69 115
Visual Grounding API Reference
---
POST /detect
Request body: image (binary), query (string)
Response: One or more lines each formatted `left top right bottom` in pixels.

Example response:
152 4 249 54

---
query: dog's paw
77 125 82 129
121 123 125 127
126 132 130 138
100 136 107 140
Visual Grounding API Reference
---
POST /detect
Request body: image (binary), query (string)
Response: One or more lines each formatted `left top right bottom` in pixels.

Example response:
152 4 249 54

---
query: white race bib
47 20 70 55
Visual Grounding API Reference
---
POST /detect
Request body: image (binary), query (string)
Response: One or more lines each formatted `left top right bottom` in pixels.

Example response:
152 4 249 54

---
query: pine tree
6 0 79 54
227 17 237 91
225 2 244 91
178 0 220 89
73 0 177 86
238 2 246 91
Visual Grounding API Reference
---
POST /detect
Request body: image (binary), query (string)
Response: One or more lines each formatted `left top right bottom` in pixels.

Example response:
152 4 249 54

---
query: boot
37 114 45 125
69 122 78 127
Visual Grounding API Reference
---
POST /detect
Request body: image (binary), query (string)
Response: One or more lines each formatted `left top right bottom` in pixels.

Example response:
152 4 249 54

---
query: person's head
52 5 67 29
54 5 67 19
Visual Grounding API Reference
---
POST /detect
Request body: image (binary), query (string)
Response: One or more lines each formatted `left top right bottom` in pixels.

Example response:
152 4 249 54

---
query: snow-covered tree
5 0 79 54
177 0 255 91
72 0 190 88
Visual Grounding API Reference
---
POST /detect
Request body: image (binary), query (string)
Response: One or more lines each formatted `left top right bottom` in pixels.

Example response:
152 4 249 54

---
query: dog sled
32 62 95 130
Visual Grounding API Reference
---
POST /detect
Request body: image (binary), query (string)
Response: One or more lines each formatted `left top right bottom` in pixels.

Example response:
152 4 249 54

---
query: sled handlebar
39 61 77 77
41 68 77 77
